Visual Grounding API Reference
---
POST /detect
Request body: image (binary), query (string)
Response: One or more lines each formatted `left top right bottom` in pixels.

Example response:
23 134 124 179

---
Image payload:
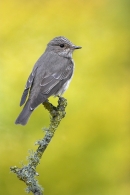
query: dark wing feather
41 64 73 95
20 66 38 106
30 63 73 109
20 88 29 106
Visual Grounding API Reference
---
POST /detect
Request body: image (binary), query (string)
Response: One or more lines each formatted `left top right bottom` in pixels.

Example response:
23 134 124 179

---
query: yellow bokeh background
0 0 130 194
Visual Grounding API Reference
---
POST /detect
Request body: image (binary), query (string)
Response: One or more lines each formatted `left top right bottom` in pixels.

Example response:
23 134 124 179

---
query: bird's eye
60 44 64 48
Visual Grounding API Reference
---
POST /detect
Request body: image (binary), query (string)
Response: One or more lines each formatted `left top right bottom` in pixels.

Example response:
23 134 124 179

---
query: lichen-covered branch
10 97 67 195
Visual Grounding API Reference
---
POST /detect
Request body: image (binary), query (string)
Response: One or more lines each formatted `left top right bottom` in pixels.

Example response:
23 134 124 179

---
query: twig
10 97 67 195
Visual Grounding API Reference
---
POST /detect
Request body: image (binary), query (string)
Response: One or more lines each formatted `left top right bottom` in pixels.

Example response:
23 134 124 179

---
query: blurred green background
0 0 130 194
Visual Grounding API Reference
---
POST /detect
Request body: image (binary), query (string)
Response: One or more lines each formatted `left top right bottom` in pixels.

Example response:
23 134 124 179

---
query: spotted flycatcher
15 36 81 125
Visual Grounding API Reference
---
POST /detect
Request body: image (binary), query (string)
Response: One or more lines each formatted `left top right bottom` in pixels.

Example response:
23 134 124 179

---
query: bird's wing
30 62 73 109
20 65 38 106
40 64 72 94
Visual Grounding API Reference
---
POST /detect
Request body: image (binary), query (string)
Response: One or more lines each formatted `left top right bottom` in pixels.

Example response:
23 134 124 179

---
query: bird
15 36 81 125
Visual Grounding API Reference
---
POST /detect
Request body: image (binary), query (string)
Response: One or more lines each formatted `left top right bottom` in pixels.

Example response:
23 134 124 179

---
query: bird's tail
15 100 33 125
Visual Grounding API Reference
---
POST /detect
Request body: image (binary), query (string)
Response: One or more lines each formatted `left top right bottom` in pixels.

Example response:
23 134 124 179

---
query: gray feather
20 88 29 106
15 100 33 125
20 65 38 106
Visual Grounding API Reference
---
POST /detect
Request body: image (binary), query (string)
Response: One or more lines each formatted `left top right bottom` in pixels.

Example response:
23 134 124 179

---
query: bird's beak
73 45 82 49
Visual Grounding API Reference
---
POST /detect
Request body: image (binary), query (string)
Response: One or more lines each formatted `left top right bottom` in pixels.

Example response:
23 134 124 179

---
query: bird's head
47 36 81 58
